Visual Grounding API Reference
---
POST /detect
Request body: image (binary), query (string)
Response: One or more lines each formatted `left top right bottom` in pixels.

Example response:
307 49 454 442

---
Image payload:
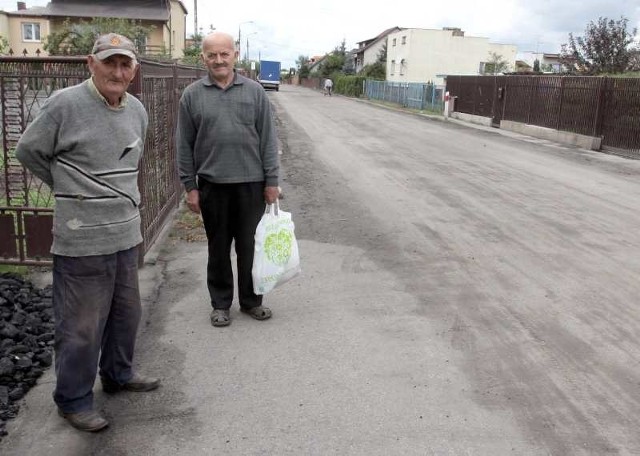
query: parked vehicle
258 60 281 91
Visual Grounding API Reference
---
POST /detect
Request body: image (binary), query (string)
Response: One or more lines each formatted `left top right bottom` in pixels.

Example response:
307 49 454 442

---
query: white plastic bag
252 201 301 295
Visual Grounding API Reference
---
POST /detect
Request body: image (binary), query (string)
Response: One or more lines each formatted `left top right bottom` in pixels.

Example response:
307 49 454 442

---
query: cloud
7 0 640 68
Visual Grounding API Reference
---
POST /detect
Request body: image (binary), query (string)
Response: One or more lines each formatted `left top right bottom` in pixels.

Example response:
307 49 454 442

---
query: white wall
386 28 517 85
362 39 385 68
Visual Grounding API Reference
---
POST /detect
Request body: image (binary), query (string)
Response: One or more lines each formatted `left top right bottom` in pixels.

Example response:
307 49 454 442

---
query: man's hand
264 186 280 204
185 189 200 213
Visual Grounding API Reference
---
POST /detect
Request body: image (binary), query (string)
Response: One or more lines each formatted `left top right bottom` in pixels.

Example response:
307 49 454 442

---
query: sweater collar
87 77 128 109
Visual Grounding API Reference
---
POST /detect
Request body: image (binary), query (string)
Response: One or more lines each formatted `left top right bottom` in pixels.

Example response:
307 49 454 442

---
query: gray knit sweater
15 80 148 256
176 72 279 192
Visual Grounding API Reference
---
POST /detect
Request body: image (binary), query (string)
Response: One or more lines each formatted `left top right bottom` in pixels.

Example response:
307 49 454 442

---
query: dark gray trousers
52 246 141 413
199 180 265 310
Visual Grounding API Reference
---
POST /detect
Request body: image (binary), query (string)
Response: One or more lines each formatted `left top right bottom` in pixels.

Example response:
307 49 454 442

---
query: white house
354 26 402 73
518 51 563 73
386 27 517 85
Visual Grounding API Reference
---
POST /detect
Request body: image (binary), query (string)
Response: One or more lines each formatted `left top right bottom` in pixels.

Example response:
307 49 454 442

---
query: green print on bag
264 228 294 265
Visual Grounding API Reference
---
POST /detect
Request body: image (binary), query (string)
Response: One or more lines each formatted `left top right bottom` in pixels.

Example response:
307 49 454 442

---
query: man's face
201 37 238 83
88 54 138 103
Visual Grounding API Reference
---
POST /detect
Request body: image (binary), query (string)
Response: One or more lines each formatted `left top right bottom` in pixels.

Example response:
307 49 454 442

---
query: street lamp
237 21 253 62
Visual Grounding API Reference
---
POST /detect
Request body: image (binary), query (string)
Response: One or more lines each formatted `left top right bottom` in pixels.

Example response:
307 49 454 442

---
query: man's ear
87 55 96 74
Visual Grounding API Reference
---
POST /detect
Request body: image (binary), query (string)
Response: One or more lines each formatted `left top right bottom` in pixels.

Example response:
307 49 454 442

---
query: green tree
181 32 204 66
629 48 640 71
296 55 310 78
483 52 510 74
360 62 385 79
320 53 345 76
44 18 154 56
342 51 356 74
0 35 8 54
376 43 387 64
560 16 637 74
533 58 540 72
319 41 349 77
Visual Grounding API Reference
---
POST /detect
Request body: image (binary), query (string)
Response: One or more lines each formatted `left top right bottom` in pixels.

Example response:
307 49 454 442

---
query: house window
400 59 406 75
22 23 41 42
390 60 395 75
392 38 396 46
135 36 148 54
401 36 406 45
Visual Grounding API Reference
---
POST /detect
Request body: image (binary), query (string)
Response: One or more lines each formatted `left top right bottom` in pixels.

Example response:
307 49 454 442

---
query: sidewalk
0 211 173 456
0 202 531 455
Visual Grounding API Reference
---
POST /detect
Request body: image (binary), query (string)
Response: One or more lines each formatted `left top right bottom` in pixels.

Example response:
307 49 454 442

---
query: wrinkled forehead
203 37 235 53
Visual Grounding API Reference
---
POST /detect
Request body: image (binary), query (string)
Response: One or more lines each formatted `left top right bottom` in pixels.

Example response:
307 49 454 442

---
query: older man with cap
15 32 159 432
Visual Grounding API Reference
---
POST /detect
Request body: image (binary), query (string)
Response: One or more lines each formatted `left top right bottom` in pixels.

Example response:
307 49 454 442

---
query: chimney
443 27 465 37
17 2 27 10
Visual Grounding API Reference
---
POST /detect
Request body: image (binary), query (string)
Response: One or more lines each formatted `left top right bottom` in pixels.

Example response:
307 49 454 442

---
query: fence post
432 83 437 110
502 76 508 122
592 77 606 137
131 62 143 100
492 76 497 121
556 77 565 131
473 76 477 115
527 77 535 124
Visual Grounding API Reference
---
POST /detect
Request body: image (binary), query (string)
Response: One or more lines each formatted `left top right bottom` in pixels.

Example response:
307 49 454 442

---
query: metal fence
0 56 204 265
446 75 640 158
364 80 445 112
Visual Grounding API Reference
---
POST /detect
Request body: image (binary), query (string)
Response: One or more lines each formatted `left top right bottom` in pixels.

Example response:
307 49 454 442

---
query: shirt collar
203 70 243 89
88 77 128 109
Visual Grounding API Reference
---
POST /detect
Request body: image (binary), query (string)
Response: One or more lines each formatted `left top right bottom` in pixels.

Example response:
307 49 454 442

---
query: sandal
210 309 231 327
240 305 272 321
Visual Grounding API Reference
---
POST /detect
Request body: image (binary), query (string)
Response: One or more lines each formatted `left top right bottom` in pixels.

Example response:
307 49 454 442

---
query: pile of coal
0 273 54 440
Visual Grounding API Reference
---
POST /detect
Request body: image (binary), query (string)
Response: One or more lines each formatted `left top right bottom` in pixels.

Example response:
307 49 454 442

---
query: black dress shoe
58 409 109 432
101 373 161 394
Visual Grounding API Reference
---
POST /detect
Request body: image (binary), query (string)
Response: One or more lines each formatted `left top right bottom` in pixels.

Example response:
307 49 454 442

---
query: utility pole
237 21 253 63
194 0 198 38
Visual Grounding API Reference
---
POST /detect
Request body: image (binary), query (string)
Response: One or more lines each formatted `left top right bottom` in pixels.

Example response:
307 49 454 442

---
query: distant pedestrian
324 77 333 96
176 31 280 327
15 32 160 433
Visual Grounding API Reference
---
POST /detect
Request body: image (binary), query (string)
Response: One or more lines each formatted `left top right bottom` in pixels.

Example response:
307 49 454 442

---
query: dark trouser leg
98 246 142 385
233 182 266 309
199 180 234 309
52 253 117 413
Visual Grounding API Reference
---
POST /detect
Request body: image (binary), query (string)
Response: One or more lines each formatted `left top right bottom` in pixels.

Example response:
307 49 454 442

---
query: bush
333 74 366 97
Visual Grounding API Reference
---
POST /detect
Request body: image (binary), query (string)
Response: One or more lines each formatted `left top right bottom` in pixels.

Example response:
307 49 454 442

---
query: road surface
3 84 640 455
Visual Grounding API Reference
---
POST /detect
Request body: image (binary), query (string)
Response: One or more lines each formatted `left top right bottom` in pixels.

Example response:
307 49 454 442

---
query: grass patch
0 187 55 208
169 205 207 242
366 99 444 117
0 264 30 276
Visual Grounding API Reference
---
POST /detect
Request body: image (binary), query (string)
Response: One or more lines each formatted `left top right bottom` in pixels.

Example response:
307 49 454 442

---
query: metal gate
0 56 203 265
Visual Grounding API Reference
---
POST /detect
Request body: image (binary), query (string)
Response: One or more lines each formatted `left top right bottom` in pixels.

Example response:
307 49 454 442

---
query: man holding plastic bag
253 202 301 295
176 31 281 327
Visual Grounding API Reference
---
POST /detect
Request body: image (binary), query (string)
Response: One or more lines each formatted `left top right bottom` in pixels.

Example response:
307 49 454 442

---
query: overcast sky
2 0 639 69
